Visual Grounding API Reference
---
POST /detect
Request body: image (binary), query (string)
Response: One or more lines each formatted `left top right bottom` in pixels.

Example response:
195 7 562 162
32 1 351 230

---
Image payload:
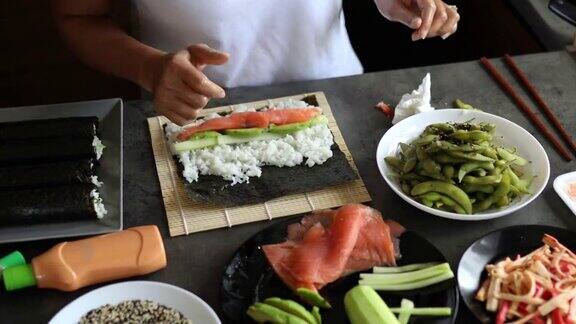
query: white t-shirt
134 0 363 88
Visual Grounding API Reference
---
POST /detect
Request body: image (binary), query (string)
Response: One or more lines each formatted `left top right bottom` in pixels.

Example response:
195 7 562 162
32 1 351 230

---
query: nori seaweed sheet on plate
0 116 98 140
0 136 96 165
0 184 99 226
176 144 358 207
0 159 95 190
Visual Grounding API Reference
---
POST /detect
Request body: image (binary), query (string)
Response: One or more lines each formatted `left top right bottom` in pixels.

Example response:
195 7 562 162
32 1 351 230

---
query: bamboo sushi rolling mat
148 92 371 237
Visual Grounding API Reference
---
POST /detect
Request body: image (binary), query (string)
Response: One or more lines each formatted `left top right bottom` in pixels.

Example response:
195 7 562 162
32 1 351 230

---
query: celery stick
373 262 439 274
388 307 452 316
360 263 451 285
360 270 454 291
398 299 414 324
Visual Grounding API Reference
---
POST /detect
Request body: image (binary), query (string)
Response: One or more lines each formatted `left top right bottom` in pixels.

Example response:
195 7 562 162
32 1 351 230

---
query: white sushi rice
91 189 107 219
178 123 333 185
92 136 105 160
91 175 103 187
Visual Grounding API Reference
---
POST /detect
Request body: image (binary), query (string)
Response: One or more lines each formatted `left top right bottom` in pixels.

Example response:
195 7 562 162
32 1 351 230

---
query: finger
176 90 209 109
170 100 201 121
415 0 436 39
188 43 229 66
180 65 226 99
438 6 460 39
165 109 189 126
426 0 448 37
384 1 422 29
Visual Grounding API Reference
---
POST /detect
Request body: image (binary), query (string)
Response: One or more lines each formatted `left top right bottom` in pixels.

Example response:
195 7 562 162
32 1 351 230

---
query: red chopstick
503 54 576 156
480 57 573 161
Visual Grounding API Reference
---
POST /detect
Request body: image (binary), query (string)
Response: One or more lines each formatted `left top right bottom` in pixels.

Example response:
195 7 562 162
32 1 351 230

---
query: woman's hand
150 44 229 125
375 0 460 41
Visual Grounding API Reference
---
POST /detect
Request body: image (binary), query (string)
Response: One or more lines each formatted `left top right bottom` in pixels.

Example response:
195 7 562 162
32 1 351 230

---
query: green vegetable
457 162 494 182
224 127 264 138
360 270 454 291
373 262 439 274
247 302 309 324
398 299 414 324
173 132 284 153
385 156 404 173
448 151 495 162
263 297 316 324
462 183 495 194
360 263 451 285
190 130 221 139
344 286 400 324
311 307 321 324
454 99 480 111
411 181 472 214
295 288 331 309
496 147 529 166
475 170 511 212
462 174 502 185
388 307 452 316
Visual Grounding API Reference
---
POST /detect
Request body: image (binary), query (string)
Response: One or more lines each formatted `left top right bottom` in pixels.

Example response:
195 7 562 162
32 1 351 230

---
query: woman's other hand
149 44 229 125
375 0 460 41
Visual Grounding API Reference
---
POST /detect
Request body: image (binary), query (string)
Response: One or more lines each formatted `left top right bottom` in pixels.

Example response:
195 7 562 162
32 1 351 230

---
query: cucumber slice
172 137 218 152
344 285 400 324
224 128 264 138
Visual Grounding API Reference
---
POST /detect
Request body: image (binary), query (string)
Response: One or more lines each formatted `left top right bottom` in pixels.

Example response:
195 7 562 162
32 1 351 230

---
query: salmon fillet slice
262 204 405 292
176 108 321 141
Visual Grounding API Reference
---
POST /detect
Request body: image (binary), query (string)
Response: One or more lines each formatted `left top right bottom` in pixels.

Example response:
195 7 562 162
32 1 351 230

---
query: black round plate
221 216 459 324
457 225 576 324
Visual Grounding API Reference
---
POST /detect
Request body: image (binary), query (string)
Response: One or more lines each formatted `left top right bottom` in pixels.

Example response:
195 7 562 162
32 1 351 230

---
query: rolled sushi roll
0 116 98 140
0 136 104 166
0 159 97 190
0 183 107 226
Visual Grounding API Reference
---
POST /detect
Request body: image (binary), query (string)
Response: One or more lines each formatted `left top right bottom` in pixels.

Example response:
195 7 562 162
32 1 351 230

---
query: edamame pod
411 181 472 214
442 165 455 179
385 157 404 173
457 162 495 182
496 147 528 166
462 174 502 185
475 171 511 212
462 183 495 194
448 151 495 162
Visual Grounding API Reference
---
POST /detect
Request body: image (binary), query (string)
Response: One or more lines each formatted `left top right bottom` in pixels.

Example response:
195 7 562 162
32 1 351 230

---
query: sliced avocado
263 297 316 324
246 303 308 324
309 115 328 126
190 130 221 140
269 121 311 135
311 306 322 324
224 127 264 138
295 288 331 309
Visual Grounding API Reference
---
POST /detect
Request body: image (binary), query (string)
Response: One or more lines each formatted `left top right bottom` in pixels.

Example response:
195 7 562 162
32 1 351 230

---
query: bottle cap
3 264 37 291
0 251 25 272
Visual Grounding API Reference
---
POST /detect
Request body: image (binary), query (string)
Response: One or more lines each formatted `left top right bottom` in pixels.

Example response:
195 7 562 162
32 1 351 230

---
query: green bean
448 151 495 162
462 183 495 194
442 165 455 179
457 162 495 182
451 130 493 142
403 157 418 173
432 154 467 164
462 174 502 185
454 99 477 110
496 147 528 166
385 156 404 173
412 135 439 146
475 171 511 212
411 181 472 214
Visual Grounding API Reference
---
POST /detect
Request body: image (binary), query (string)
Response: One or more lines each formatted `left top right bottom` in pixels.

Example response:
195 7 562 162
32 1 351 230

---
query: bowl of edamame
376 109 550 221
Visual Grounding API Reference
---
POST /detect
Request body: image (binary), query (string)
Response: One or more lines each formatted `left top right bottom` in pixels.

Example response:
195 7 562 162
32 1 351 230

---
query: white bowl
376 109 550 221
49 281 221 324
553 171 576 216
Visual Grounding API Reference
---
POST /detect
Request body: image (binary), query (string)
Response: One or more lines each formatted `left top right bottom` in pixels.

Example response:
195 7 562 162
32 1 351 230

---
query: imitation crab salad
476 234 576 324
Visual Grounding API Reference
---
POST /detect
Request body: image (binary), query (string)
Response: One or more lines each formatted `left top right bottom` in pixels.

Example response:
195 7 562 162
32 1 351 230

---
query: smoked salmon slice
262 204 405 292
176 108 321 141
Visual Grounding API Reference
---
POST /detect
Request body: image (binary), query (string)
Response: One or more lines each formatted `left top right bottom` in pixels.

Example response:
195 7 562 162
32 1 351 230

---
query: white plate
554 171 576 216
49 281 221 324
376 109 550 221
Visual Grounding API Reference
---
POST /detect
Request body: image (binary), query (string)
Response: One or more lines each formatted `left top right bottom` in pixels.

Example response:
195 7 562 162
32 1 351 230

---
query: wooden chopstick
503 54 576 156
480 57 573 161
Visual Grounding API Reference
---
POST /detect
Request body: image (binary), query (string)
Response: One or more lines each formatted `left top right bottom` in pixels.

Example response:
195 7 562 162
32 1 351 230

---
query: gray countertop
1 50 575 324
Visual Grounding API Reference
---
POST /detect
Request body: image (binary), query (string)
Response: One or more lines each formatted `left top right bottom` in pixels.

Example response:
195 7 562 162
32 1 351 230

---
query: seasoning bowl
49 281 220 324
553 171 576 216
376 109 550 221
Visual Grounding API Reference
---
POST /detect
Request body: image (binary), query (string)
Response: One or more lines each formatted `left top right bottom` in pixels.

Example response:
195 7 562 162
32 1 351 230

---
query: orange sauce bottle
3 225 166 291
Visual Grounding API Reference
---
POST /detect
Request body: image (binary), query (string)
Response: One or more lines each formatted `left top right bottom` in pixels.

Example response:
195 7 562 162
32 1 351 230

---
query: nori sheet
0 116 98 140
177 144 359 207
0 136 96 166
0 184 98 226
0 159 94 190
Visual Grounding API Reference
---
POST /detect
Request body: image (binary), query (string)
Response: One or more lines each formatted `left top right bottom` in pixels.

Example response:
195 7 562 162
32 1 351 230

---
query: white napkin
392 73 434 124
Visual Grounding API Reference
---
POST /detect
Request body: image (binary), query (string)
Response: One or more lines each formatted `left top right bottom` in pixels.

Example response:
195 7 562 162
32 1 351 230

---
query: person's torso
133 0 363 87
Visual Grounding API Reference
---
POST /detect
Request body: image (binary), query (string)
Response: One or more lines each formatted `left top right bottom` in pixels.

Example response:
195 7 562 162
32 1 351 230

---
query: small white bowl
554 171 576 216
49 281 221 324
376 109 550 221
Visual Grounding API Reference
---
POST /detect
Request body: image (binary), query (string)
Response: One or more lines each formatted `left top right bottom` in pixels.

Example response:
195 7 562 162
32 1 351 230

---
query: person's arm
52 0 229 125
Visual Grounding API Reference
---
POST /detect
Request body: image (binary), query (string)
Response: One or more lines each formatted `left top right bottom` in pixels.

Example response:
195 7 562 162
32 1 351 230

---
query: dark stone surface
0 51 575 323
